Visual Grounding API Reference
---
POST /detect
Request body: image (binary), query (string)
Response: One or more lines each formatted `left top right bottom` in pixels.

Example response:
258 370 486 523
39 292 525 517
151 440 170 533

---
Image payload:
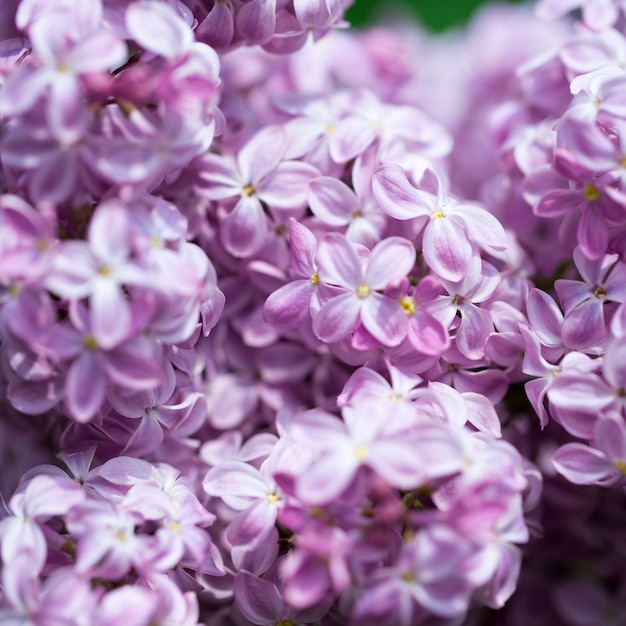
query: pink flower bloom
196 126 319 257
312 233 415 346
552 413 626 485
373 165 506 282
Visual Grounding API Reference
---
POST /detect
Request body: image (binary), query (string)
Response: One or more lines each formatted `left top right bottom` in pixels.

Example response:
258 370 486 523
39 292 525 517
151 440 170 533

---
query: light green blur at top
346 0 527 31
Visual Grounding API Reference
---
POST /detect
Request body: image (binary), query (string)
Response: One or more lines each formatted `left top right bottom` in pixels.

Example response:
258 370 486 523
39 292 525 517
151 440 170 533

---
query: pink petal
361 293 407 346
91 281 132 350
220 196 269 258
365 237 416 290
312 292 361 343
308 177 356 226
65 352 106 422
423 216 473 282
552 443 613 484
126 1 193 59
316 233 361 289
372 164 432 220
234 572 283 624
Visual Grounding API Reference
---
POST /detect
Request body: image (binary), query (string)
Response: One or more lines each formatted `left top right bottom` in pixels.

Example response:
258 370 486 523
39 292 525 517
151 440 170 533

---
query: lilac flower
312 233 415 346
0 8 126 143
372 165 506 282
195 126 319 257
289 406 463 505
552 413 626 485
555 247 626 349
46 200 150 350
234 570 332 625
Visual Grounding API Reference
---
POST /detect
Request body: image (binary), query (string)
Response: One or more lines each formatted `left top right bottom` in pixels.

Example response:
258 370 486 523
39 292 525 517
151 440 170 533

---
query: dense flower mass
1 0 626 624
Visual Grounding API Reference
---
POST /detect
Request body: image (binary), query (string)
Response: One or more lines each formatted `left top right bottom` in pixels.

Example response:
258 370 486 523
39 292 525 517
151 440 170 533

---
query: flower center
83 334 99 351
357 284 371 299
582 183 600 202
267 493 281 503
311 272 320 286
594 285 606 299
242 184 256 196
355 444 369 461
399 296 416 315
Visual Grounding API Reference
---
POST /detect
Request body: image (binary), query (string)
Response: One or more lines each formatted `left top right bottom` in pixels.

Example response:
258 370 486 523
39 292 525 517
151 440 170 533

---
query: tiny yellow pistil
276 621 295 626
582 183 601 202
615 460 626 473
402 571 415 583
355 444 369 461
399 296 416 315
553 368 561 377
432 210 444 219
451 293 462 307
10 284 20 297
267 493 281 503
621 156 626 168
57 62 70 74
150 235 162 249
594 285 607 300
326 123 335 134
114 529 128 542
170 521 181 534
276 224 287 236
352 210 361 219
83 334 99 351
99 265 112 277
242 184 256 197
311 272 320 286
357 284 371 299
448 363 459 373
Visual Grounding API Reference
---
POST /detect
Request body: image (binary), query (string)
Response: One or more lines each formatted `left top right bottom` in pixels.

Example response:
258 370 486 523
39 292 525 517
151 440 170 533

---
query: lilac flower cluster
1 0 625 624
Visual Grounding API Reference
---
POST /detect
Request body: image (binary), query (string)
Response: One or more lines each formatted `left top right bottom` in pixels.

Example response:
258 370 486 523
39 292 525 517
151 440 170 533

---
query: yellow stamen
114 529 127 542
432 210 444 219
357 284 371 299
267 493 280 503
83 334 99 351
242 184 255 196
99 265 111 277
355 445 369 461
582 183 600 202
399 296 416 315
451 294 461 307
615 460 626 474
594 285 606 300
311 272 320 286
326 123 335 134
170 521 181 534
402 571 415 582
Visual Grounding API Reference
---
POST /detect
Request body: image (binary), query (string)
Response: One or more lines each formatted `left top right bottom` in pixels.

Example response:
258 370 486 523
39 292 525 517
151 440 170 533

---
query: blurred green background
346 0 526 31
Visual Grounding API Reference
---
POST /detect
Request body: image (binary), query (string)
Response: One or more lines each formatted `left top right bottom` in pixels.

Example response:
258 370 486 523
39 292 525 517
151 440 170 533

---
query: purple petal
312 292 361 343
263 280 315 329
361 293 407 347
308 176 356 225
65 352 106 422
595 414 626 463
238 125 286 184
236 0 276 45
372 164 432 220
297 452 358 505
126 1 193 59
316 233 361 289
552 443 613 484
220 196 269 258
548 373 613 411
88 200 131 265
366 236 416 289
423 216 473 282
260 161 319 210
91 281 132 350
234 571 283 624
